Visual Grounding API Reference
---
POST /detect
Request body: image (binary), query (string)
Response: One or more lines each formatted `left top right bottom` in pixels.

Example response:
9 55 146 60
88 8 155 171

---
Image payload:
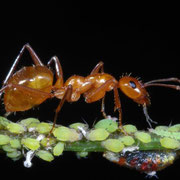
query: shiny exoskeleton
1 44 180 132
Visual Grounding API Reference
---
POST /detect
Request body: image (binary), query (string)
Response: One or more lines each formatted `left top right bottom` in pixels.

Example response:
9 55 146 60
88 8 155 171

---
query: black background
0 2 180 179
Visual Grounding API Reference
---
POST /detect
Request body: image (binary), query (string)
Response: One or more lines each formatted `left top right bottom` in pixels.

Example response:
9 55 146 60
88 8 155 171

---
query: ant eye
129 81 136 89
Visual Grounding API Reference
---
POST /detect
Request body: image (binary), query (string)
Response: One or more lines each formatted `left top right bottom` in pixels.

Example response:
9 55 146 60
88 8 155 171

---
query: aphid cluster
103 150 177 177
0 44 180 134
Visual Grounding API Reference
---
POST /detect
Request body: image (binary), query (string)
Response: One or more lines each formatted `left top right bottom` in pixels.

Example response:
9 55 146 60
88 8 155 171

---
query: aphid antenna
81 116 89 126
168 120 173 127
91 117 98 127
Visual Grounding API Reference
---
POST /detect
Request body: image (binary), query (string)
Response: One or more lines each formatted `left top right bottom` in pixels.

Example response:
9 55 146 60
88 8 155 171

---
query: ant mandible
0 44 180 133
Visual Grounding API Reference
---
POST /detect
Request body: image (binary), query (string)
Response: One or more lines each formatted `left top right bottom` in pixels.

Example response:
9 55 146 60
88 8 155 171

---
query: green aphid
6 150 21 159
27 122 40 131
2 144 16 152
135 131 152 143
0 116 10 128
41 137 56 147
94 119 118 133
119 136 135 146
76 151 89 158
160 137 180 149
69 122 88 131
168 124 180 132
36 150 54 162
10 139 21 149
102 139 124 152
0 134 11 145
123 124 137 134
150 129 180 140
155 126 169 131
19 118 40 127
36 122 52 134
7 123 25 134
53 126 81 142
22 138 40 150
86 129 109 141
53 142 64 156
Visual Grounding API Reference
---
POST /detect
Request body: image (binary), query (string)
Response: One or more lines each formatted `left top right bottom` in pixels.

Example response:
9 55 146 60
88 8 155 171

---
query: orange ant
0 44 180 133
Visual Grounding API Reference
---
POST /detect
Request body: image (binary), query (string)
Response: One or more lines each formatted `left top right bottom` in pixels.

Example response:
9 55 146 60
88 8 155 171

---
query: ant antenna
144 77 180 90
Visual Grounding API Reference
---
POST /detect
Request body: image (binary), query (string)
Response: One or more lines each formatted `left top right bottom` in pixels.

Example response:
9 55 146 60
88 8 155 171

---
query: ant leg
113 85 122 128
49 85 73 134
84 79 123 127
90 61 108 117
90 61 104 74
101 96 107 118
47 56 64 88
84 79 115 103
0 44 43 98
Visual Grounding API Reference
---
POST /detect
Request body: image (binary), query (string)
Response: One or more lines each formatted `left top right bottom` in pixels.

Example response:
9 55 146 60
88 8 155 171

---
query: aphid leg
90 61 104 74
0 43 43 98
47 56 64 88
49 85 73 135
143 105 157 128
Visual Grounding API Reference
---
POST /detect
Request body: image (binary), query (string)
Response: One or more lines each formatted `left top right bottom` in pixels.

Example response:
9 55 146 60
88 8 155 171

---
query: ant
0 44 180 134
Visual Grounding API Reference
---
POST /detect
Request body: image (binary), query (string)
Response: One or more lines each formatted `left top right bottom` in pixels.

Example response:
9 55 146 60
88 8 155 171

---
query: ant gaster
0 44 180 133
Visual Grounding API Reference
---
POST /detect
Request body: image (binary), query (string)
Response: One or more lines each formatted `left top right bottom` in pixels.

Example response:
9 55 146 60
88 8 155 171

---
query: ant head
118 76 150 105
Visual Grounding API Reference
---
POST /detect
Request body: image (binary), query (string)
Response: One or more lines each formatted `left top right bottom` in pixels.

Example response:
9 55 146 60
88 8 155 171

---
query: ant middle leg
101 96 108 118
90 61 108 118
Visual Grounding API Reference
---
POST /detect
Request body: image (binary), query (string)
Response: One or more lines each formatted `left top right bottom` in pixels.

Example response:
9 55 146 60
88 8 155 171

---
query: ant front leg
47 56 64 89
0 44 43 98
84 79 122 128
